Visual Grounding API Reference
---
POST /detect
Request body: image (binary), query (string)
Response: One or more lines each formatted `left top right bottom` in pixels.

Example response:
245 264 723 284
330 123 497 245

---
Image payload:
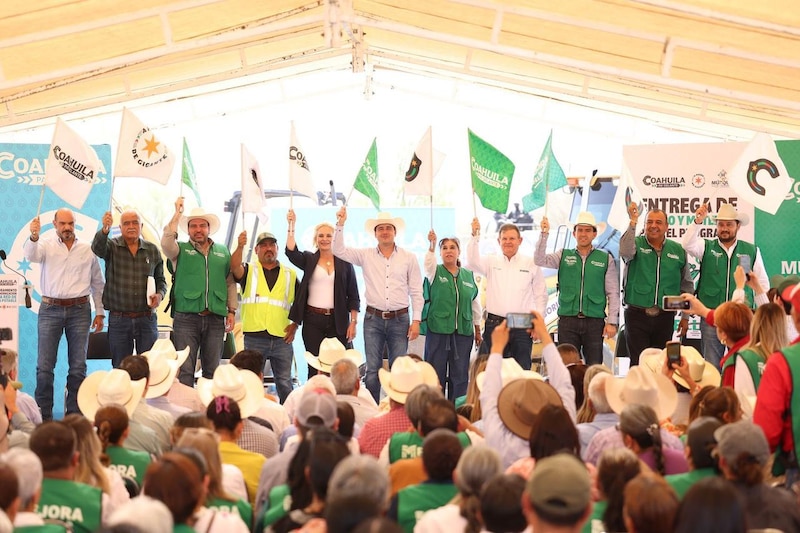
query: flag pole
36 184 46 217
429 194 433 230
108 176 115 212
471 189 477 219
346 187 356 206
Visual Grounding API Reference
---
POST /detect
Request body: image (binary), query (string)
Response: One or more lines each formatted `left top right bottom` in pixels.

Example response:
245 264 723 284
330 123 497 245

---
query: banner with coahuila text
0 143 112 418
620 140 800 337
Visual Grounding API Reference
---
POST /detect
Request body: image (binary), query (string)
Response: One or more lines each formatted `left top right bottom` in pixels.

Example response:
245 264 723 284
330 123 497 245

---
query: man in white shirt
333 207 424 403
466 218 547 370
23 208 104 420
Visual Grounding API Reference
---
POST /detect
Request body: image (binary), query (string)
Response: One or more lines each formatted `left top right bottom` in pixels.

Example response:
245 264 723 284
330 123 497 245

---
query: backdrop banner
0 143 112 418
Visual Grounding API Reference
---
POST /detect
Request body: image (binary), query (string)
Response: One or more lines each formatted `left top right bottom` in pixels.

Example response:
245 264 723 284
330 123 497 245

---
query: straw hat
569 211 607 235
497 379 563 439
605 366 678 421
715 203 749 226
304 338 363 374
638 346 720 390
141 339 190 399
364 212 405 234
78 369 147 420
378 356 439 404
179 207 221 235
197 365 263 418
476 357 543 391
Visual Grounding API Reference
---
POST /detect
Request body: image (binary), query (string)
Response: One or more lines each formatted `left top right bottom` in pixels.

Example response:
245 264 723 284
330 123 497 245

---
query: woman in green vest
422 231 481 400
176 427 253 529
95 404 152 490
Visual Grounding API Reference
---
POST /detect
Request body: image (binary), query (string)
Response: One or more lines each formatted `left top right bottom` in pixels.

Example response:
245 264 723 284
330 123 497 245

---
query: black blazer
285 246 360 339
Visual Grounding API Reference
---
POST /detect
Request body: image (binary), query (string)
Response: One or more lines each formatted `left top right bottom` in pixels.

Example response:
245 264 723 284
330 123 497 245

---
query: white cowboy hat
197 365 263 418
78 369 147 421
476 357 544 391
569 211 607 235
304 338 363 374
715 203 749 226
378 356 439 404
605 366 678 421
664 345 720 390
364 212 405 234
179 207 221 236
141 339 191 399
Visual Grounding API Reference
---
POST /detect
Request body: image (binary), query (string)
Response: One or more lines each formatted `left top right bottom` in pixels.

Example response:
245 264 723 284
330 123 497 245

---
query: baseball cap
256 232 277 245
781 281 800 311
296 388 337 428
686 416 722 469
527 453 590 519
714 421 769 467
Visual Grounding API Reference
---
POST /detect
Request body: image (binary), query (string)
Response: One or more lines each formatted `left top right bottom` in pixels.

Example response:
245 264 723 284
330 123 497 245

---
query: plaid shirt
92 231 166 312
238 419 279 458
358 404 412 458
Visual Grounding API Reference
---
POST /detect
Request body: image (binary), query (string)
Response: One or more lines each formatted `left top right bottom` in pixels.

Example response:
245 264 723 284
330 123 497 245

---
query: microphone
0 249 32 308
329 180 337 207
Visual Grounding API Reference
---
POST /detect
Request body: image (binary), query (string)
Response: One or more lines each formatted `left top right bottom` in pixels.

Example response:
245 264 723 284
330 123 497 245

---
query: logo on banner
131 129 169 168
642 175 685 188
711 169 729 189
691 174 705 188
746 158 780 196
52 145 95 182
289 146 310 172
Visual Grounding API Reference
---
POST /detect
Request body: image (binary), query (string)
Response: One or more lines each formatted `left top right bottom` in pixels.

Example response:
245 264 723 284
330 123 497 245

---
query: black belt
306 305 334 316
110 310 153 318
41 295 89 306
366 306 408 319
626 305 665 318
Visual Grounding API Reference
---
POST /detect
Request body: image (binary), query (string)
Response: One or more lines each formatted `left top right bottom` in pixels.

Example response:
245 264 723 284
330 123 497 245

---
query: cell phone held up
506 313 534 329
739 255 752 281
666 341 682 368
662 296 690 311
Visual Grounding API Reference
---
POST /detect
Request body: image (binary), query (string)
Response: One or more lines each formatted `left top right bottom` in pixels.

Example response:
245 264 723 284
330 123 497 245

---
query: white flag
289 122 317 200
403 126 445 196
608 158 644 234
114 108 175 184
727 132 794 215
45 118 102 209
241 144 269 223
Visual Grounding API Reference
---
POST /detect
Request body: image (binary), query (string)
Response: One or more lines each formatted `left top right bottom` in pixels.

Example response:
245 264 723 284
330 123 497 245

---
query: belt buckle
646 306 661 317
577 312 586 319
381 310 392 319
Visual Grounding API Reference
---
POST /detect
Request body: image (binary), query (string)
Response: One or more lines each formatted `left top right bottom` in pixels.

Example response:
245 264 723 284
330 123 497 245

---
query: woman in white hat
422 230 482 400
285 209 360 378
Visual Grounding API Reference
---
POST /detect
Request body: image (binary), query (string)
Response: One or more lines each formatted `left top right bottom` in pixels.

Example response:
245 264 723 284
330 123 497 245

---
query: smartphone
662 295 690 310
666 341 682 368
739 255 752 280
506 312 534 329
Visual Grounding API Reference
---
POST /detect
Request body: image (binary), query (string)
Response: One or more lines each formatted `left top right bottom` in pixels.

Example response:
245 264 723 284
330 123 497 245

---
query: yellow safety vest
240 263 296 336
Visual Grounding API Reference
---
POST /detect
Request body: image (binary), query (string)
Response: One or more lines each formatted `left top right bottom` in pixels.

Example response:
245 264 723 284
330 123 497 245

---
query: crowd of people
1 197 798 533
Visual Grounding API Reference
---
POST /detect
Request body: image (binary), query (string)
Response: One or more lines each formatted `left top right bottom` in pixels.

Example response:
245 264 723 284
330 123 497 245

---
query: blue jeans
173 312 226 387
36 302 91 420
700 318 725 369
363 312 409 403
244 334 294 403
480 315 534 370
425 332 473 400
108 313 158 367
557 316 605 366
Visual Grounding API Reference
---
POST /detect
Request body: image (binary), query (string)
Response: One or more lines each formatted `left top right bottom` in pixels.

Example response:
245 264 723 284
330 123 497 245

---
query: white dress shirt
465 236 547 317
23 235 104 310
332 225 424 321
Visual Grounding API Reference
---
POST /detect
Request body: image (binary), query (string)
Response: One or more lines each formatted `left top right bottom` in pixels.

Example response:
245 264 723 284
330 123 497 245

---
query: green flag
353 138 380 210
182 138 201 206
468 129 515 213
522 130 567 212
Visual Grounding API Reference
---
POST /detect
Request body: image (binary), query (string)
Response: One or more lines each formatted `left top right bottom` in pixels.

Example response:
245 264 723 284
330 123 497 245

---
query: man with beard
162 197 237 386
93 210 167 367
683 202 769 367
231 230 299 403
620 204 693 365
23 208 105 420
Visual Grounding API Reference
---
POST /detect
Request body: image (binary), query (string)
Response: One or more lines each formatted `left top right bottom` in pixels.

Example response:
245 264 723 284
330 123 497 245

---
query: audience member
94 403 152 489
140 341 193 420
585 448 640 533
230 349 292 435
481 473 528 533
0 449 45 529
507 403 581 479
665 416 721 498
618 404 688 475
622 473 678 533
575 364 612 424
322 455 390 533
522 453 592 533
118 355 175 453
576 372 615 457
105 496 173 533
673 477 747 533
331 357 379 428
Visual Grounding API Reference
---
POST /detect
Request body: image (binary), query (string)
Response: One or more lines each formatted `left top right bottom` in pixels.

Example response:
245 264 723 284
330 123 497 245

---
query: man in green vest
535 212 620 365
162 197 237 386
684 202 769 368
29 422 102 533
231 230 299 403
621 205 693 365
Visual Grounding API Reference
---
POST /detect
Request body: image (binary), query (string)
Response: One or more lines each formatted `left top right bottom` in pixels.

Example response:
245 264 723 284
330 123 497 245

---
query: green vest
173 524 195 533
582 499 607 533
721 348 765 391
388 431 471 464
14 524 69 533
172 241 231 316
397 482 458 533
240 263 296 336
623 236 686 308
422 265 478 336
697 239 757 308
558 248 609 318
665 467 717 499
37 478 102 533
105 445 151 486
262 484 290 528
207 496 253 528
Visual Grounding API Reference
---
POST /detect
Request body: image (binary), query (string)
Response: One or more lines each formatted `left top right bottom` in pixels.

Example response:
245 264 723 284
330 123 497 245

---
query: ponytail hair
619 404 665 475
